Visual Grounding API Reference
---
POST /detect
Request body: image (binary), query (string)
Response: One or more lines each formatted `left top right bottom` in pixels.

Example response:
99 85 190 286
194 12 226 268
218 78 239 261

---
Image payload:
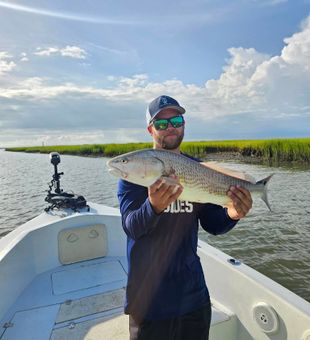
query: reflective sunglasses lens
170 116 184 128
154 120 168 130
153 116 184 130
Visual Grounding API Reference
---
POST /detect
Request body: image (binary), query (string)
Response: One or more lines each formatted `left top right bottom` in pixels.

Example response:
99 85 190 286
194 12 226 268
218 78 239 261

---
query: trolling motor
45 152 89 212
50 152 62 194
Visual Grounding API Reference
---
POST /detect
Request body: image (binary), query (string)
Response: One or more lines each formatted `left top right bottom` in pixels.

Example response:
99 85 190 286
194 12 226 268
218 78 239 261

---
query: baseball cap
146 95 185 125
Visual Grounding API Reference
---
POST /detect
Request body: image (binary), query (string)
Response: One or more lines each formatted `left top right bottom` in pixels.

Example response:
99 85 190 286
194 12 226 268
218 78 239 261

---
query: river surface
0 150 309 302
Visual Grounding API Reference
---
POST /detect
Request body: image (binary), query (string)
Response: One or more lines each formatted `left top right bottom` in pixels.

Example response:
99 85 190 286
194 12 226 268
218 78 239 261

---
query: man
117 95 253 340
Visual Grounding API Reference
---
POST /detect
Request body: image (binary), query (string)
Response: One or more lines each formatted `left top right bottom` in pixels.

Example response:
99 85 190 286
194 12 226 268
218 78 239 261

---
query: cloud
193 15 310 122
0 74 151 101
34 46 87 59
34 47 58 57
87 42 141 65
0 0 237 28
60 46 87 59
0 52 16 75
250 0 288 6
0 1 138 25
0 14 309 145
281 16 310 69
19 52 29 62
0 128 146 147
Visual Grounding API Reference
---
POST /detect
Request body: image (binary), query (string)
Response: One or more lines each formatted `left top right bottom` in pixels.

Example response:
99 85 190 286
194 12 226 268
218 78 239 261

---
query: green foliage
181 138 310 162
6 138 310 163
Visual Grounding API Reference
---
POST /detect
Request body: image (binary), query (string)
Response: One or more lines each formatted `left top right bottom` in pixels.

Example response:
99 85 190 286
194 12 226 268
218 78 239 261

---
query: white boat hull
0 203 309 339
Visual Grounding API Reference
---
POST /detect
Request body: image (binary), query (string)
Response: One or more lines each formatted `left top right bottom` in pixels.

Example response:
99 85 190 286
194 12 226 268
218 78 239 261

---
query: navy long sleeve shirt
117 157 238 321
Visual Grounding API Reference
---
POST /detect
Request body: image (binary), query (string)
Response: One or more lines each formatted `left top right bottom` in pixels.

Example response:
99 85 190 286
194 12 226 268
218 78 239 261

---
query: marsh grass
6 138 310 163
6 143 152 156
181 138 310 163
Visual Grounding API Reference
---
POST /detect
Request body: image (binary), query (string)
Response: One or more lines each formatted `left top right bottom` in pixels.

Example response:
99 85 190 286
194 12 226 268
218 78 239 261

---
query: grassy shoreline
5 138 310 164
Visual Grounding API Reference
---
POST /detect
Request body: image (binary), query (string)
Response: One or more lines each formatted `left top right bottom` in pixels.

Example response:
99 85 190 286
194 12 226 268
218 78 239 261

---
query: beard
160 131 184 150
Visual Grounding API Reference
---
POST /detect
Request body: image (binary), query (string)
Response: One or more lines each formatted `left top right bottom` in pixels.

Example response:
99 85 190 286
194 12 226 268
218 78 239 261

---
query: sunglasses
152 116 185 130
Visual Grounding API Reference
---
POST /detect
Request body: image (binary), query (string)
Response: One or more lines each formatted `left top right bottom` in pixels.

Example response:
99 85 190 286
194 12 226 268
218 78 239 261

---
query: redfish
107 149 273 210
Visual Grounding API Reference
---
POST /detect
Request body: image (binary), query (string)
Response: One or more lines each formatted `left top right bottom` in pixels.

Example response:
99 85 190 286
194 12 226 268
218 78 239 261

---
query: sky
0 0 309 147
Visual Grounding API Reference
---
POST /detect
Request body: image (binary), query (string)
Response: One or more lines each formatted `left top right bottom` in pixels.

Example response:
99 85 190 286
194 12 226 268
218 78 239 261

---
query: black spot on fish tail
256 174 274 186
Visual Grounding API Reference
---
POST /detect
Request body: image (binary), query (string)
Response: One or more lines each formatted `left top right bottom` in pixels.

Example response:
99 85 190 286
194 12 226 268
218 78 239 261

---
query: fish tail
256 174 274 211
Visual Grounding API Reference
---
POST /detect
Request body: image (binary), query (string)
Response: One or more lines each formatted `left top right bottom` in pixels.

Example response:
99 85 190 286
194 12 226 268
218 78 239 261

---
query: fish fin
201 162 256 183
256 174 274 211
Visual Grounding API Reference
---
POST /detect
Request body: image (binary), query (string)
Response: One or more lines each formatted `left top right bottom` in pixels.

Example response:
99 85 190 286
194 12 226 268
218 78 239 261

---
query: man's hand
227 186 253 220
148 176 183 214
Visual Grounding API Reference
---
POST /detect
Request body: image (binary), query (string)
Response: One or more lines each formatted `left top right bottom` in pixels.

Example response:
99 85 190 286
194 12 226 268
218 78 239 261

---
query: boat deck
0 256 236 340
1 206 310 339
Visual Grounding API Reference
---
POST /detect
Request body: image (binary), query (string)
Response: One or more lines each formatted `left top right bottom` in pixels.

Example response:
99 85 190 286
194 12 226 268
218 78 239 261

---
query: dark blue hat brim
149 105 185 124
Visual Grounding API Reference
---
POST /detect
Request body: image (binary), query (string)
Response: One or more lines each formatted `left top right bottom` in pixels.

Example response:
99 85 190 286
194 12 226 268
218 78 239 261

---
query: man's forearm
199 205 238 235
122 198 161 240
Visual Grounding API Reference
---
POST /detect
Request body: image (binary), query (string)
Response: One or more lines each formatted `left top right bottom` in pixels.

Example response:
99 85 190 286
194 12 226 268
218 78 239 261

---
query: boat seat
58 224 108 265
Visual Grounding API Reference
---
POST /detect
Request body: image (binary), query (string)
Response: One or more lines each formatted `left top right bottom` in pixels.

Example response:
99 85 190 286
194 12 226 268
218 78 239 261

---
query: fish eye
121 158 128 163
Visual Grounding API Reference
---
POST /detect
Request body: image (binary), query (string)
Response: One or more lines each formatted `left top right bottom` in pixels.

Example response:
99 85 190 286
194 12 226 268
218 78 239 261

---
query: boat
0 153 309 340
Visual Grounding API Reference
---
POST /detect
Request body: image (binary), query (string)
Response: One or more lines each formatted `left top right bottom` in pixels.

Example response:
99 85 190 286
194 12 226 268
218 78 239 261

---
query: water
0 150 309 302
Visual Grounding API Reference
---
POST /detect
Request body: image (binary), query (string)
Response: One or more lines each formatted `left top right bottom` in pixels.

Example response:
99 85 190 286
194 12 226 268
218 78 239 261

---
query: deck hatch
51 314 129 340
1 305 59 340
56 288 125 323
52 260 126 295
